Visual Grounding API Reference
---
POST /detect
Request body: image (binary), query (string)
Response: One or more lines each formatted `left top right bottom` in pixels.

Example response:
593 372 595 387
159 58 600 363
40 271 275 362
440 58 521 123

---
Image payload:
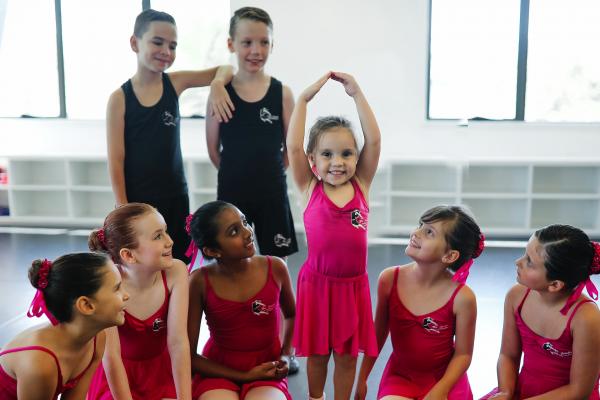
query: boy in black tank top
206 7 299 374
107 9 234 262
206 8 298 260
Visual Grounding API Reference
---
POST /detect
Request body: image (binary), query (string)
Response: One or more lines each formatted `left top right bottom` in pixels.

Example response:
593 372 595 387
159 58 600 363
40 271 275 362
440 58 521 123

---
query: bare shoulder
267 255 288 275
505 283 528 309
107 87 125 107
455 284 477 307
282 85 294 101
571 300 600 332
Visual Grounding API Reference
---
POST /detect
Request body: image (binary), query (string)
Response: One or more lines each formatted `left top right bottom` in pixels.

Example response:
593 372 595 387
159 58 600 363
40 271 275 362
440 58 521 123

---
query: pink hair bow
27 259 59 325
452 233 485 284
185 214 203 273
560 241 600 315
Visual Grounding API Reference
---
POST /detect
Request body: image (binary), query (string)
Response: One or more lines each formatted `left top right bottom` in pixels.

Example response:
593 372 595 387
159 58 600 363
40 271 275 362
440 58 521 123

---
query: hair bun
591 242 600 274
472 232 485 259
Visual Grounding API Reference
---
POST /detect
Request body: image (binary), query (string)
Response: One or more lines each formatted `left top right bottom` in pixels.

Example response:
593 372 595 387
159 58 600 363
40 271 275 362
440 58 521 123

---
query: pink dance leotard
378 267 472 399
481 289 599 399
192 256 291 399
88 270 176 400
0 336 97 400
294 179 378 357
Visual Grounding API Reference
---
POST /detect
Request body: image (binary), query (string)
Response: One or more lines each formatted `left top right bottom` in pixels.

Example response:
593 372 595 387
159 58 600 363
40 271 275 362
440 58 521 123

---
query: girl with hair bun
481 224 600 399
0 252 128 399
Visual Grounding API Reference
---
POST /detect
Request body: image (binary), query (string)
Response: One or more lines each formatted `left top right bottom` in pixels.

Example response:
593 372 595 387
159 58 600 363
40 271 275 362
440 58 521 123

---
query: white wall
1 0 598 161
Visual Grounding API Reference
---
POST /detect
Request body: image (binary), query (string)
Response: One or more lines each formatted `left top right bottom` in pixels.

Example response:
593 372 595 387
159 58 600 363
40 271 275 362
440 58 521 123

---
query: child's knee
333 353 357 369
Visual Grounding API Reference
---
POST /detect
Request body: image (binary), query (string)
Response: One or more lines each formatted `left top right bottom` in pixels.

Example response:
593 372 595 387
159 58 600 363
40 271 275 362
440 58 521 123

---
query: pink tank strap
390 267 400 297
448 283 465 304
565 299 596 331
517 288 532 313
350 178 367 205
160 270 169 294
0 346 62 392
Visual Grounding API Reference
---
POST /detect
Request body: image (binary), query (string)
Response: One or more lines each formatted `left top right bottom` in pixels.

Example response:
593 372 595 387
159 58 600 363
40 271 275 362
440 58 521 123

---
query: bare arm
15 351 59 400
61 331 107 400
106 89 127 206
205 98 221 169
166 260 192 400
286 72 331 194
102 326 134 400
331 72 381 189
187 269 278 382
281 85 295 170
355 267 394 400
525 302 600 400
424 285 477 399
491 285 525 400
170 65 234 122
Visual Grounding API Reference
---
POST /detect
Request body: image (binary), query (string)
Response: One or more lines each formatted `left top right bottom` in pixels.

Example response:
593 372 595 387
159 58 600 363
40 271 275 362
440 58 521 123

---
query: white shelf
9 160 67 186
69 160 110 187
1 156 599 238
533 166 600 194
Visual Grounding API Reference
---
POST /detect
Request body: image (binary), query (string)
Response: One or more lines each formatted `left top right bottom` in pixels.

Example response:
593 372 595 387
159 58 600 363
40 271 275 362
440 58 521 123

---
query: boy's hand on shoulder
331 72 361 97
300 72 332 103
208 81 235 123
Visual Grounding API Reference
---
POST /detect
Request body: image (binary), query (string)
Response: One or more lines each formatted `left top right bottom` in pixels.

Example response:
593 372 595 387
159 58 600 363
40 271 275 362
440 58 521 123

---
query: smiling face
89 261 129 327
133 21 177 73
309 128 359 186
405 220 453 264
228 19 272 73
128 211 174 269
209 206 255 260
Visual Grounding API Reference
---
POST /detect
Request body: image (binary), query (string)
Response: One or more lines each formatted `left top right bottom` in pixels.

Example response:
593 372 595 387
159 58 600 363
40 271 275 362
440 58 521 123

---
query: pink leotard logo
252 299 275 316
422 317 449 334
542 342 572 358
152 318 166 332
351 209 367 230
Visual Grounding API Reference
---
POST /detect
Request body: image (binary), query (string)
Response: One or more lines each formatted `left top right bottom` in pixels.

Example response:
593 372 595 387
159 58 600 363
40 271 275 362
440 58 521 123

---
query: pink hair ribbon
27 259 59 325
185 214 203 273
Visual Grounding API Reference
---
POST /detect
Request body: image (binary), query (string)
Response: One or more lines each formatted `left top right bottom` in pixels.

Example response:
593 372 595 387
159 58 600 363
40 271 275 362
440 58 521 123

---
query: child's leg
307 354 331 398
244 386 288 400
332 352 357 400
198 389 239 400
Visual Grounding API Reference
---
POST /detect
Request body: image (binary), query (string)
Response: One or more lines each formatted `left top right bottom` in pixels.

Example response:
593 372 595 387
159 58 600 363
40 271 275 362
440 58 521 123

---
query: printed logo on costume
274 233 291 248
152 318 166 332
542 342 572 358
252 299 275 316
351 209 367 230
259 107 279 124
422 317 449 334
162 111 178 127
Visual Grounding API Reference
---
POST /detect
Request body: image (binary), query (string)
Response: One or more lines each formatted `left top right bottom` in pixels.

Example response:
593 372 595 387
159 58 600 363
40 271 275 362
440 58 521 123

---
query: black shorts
219 192 298 258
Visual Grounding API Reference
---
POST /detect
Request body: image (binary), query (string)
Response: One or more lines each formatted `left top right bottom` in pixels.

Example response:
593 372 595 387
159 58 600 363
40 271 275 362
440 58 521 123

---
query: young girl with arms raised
0 252 128 399
186 200 296 400
481 224 600 399
286 72 381 400
87 203 191 400
356 205 483 400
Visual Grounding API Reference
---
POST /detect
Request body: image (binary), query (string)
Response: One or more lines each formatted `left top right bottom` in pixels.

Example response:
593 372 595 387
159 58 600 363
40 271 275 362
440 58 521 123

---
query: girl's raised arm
331 72 381 189
166 260 192 400
287 72 331 194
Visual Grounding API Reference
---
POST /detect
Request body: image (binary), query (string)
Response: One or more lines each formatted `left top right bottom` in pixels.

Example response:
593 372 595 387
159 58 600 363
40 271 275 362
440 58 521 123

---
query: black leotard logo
351 209 367 230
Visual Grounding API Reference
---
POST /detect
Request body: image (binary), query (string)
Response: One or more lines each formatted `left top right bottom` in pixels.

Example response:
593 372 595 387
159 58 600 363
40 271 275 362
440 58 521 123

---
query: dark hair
189 201 235 260
307 116 356 154
134 9 176 38
28 253 110 323
229 7 273 38
535 224 595 290
89 203 157 264
420 205 482 272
